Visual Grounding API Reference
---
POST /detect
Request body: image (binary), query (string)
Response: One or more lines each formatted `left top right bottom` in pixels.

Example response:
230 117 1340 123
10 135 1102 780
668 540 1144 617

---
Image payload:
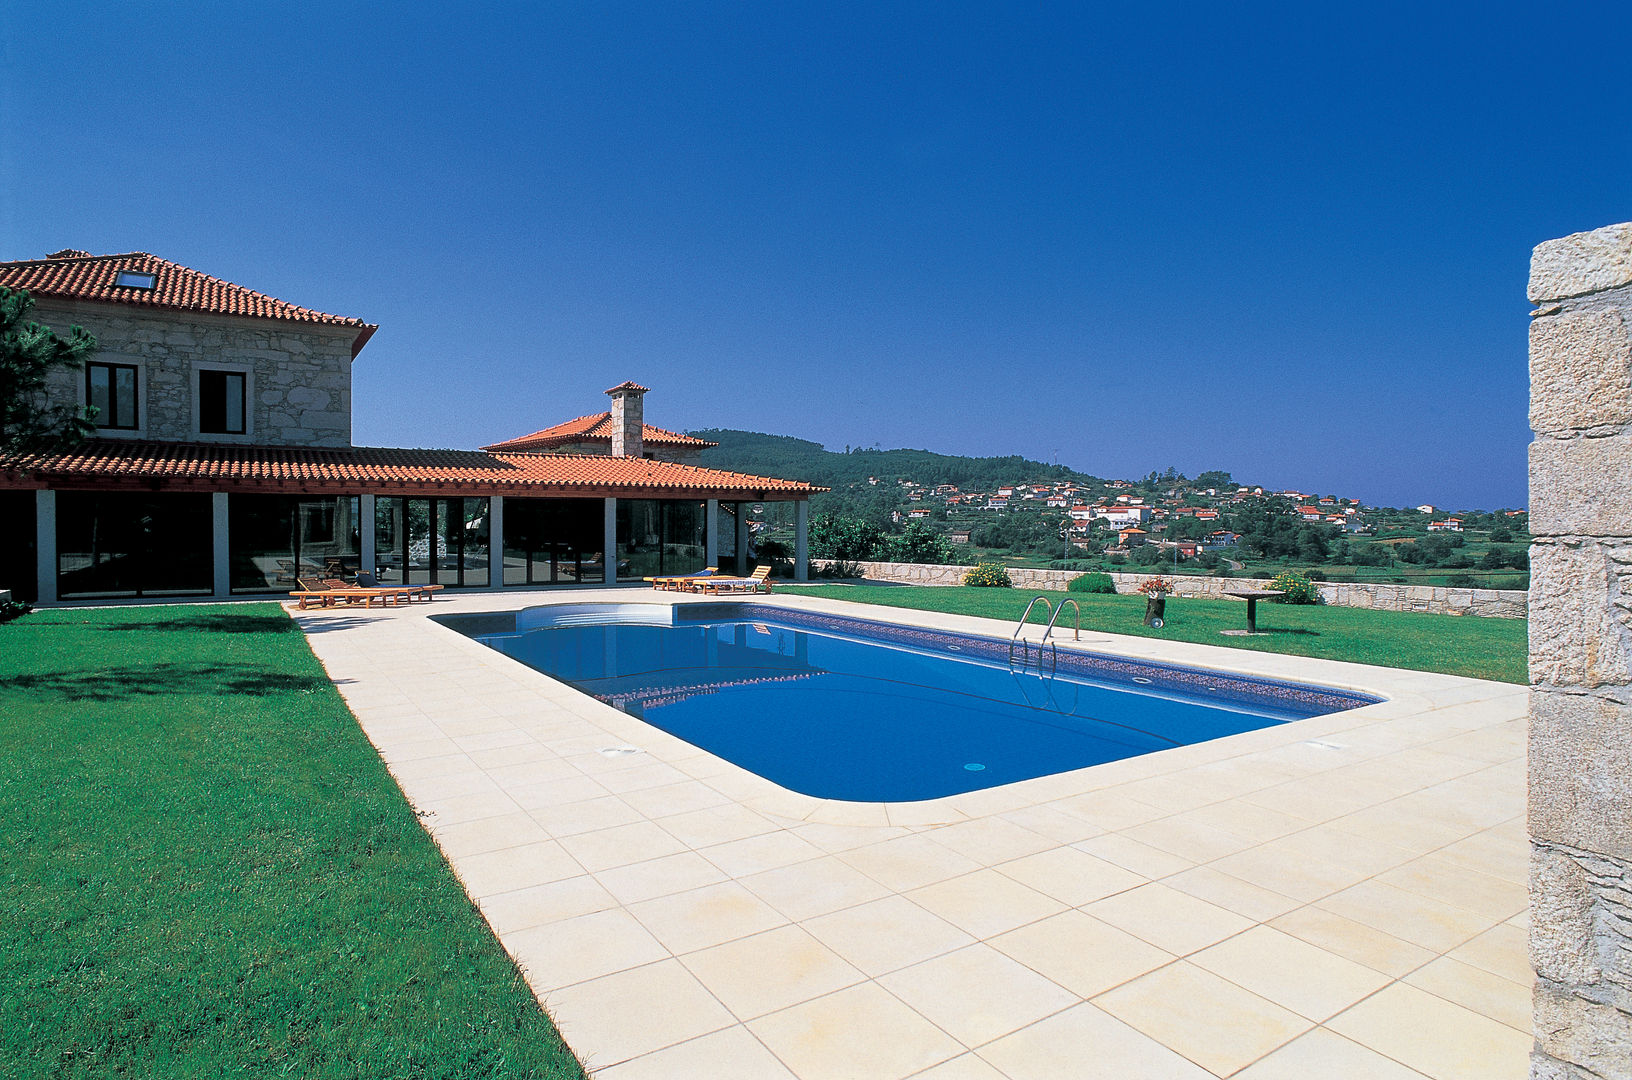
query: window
198 369 246 434
114 270 156 289
87 362 138 429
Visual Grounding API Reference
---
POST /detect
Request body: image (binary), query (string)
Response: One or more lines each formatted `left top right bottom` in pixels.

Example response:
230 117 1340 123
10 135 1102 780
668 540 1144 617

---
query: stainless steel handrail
1042 598 1080 644
1010 596 1055 670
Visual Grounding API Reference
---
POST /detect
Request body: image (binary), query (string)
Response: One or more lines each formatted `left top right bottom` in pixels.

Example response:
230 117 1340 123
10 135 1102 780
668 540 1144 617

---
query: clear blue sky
5 3 1628 509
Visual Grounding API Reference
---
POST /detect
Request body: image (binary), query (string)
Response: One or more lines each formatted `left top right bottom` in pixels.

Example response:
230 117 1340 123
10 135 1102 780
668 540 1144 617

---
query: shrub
1446 573 1479 587
1267 570 1320 604
1068 572 1116 594
962 562 1012 587
817 559 864 579
0 598 32 624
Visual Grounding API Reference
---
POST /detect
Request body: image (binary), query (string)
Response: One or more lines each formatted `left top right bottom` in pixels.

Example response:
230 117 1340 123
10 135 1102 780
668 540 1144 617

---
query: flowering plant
1267 570 1320 604
962 562 1013 587
1135 576 1176 596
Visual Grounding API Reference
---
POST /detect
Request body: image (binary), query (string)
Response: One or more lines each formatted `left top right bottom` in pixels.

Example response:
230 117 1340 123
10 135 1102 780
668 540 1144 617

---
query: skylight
114 270 156 289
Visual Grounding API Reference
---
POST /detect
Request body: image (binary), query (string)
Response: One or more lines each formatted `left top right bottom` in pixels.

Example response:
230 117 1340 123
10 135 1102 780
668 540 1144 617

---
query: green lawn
777 584 1526 684
0 604 585 1079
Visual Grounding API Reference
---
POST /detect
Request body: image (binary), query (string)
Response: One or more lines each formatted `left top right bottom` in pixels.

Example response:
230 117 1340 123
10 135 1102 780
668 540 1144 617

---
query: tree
808 514 885 561
1 287 99 456
887 522 952 565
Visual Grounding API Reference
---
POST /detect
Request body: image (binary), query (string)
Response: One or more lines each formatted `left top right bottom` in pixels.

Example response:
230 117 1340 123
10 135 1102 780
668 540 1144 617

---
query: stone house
0 250 819 603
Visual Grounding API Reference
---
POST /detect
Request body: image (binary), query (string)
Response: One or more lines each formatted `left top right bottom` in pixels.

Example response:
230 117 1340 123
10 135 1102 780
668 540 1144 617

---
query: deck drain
1303 740 1346 751
598 746 644 757
1131 676 1153 684
963 763 986 771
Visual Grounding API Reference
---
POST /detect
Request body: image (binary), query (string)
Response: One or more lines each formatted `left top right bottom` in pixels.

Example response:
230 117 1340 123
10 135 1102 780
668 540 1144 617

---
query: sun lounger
695 565 773 595
354 572 444 602
645 567 718 592
290 577 398 609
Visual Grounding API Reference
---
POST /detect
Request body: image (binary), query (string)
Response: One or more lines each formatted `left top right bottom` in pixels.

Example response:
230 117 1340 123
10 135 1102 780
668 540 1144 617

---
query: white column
705 499 719 567
795 499 809 582
735 503 749 574
603 498 618 585
34 490 56 605
358 494 376 579
211 492 230 597
487 495 505 589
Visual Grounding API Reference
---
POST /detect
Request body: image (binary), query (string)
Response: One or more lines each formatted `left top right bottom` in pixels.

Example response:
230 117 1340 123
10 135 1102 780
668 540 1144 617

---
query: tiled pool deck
292 589 1531 1079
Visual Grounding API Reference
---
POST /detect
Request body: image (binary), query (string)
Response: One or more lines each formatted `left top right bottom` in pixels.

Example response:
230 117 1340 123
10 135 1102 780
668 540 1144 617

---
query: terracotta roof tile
0 251 377 356
0 440 820 497
481 412 718 452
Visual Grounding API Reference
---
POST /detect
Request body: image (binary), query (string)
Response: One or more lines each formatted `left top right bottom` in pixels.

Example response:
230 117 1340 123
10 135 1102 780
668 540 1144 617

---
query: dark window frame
86 361 140 430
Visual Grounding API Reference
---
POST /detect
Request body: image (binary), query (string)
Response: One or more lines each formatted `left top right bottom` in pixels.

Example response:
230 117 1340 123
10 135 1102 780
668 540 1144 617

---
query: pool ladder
1009 596 1080 673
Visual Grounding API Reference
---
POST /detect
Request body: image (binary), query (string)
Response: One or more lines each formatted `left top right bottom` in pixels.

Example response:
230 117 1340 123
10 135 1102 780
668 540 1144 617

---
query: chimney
605 381 650 458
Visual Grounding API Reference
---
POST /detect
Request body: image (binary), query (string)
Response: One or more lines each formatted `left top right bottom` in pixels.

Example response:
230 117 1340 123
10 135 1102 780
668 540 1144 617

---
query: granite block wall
1529 221 1632 1080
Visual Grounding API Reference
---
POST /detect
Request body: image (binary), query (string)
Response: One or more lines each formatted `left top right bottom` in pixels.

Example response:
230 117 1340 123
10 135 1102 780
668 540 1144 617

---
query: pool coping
292 587 1531 1079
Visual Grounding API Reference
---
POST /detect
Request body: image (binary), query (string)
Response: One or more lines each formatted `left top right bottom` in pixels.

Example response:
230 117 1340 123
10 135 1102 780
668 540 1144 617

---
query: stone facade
1529 222 1632 1080
844 560 1528 618
31 298 357 448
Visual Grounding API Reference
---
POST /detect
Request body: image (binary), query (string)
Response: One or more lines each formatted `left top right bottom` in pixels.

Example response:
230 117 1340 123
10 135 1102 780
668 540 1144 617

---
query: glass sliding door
57 492 212 599
375 496 490 588
501 498 604 585
0 491 38 602
228 495 362 593
616 499 705 582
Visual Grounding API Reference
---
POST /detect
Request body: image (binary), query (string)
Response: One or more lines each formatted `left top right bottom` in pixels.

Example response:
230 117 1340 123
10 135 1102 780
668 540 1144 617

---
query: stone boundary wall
843 560 1527 618
1528 223 1632 1079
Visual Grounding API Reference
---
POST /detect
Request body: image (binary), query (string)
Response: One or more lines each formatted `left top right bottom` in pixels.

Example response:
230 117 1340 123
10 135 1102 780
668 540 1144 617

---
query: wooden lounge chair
645 567 717 592
696 565 773 595
324 577 412 606
355 572 444 602
290 576 395 609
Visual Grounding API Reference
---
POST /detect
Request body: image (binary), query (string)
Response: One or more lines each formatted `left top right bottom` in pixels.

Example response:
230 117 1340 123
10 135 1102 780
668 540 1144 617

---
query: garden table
1222 588 1284 633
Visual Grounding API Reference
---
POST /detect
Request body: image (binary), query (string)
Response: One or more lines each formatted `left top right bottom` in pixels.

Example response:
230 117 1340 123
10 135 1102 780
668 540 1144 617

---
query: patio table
1221 588 1284 633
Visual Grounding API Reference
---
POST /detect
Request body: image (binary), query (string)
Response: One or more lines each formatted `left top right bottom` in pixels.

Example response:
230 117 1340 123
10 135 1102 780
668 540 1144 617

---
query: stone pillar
705 499 719 567
211 493 230 597
795 499 809 582
735 503 750 574
34 490 56 605
359 494 376 579
1528 221 1632 1080
604 498 618 585
487 495 504 589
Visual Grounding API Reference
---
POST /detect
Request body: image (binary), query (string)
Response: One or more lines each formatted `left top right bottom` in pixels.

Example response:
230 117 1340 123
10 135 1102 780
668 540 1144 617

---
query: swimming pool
443 602 1381 802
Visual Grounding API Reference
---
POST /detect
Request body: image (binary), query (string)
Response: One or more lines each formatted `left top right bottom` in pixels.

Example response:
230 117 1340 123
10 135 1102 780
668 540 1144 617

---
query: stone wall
32 299 357 448
1528 222 1632 1080
844 560 1527 618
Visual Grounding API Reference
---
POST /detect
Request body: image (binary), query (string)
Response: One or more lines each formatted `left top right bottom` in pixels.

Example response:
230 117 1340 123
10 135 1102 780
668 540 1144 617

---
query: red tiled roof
0 251 377 356
604 380 650 394
481 412 718 452
0 440 821 498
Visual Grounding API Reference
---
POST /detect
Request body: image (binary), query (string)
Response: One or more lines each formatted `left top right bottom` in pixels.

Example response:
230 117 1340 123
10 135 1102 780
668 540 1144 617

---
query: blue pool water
446 603 1379 802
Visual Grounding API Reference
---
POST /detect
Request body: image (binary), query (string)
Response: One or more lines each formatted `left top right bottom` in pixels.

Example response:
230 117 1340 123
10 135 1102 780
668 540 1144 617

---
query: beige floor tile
1434 827 1528 886
1052 788 1169 830
1170 796 1312 842
1375 853 1528 924
792 821 912 854
1231 1027 1432 1080
1095 961 1312 1076
1122 814 1259 863
628 880 788 955
803 895 975 977
990 909 1173 998
507 773 612 811
1189 924 1393 1021
1209 844 1364 903
925 816 1057 864
1271 823 1418 878
994 845 1146 906
546 959 736 1071
1316 880 1496 954
1085 882 1255 956
1074 832 1195 878
838 832 985 893
654 802 778 848
558 820 689 873
504 907 670 991
739 854 895 921
905 1052 1009 1079
703 830 826 877
880 943 1078 1048
593 850 729 905
1162 865 1302 922
593 1025 797 1080
1404 956 1531 1032
748 982 964 1080
477 875 618 934
453 839 584 898
1327 983 1531 1080
906 868 1068 940
1447 922 1532 986
977 1003 1215 1080
417 788 526 826
680 924 866 1021
531 795 646 838
1270 905 1439 977
431 810 551 857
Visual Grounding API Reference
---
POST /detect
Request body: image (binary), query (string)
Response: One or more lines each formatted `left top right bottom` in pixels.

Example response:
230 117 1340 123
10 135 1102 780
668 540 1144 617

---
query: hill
689 429 1105 515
